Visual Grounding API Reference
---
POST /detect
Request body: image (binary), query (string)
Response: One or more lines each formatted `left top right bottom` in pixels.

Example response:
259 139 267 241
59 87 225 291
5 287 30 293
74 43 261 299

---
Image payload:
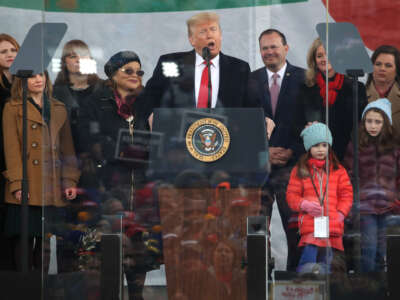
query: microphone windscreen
202 47 211 61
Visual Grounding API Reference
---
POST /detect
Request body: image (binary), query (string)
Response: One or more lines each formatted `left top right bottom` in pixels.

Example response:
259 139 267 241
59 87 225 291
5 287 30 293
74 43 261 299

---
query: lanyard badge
311 168 329 238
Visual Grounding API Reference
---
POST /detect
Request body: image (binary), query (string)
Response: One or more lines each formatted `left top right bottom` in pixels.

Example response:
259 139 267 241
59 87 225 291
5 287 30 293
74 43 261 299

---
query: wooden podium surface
158 186 261 300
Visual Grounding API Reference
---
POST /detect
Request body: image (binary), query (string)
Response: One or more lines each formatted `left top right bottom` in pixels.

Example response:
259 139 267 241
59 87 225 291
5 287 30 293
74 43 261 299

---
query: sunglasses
120 67 144 77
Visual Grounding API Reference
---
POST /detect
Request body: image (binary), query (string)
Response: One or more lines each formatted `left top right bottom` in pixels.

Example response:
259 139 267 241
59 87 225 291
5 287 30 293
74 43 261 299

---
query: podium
149 108 269 300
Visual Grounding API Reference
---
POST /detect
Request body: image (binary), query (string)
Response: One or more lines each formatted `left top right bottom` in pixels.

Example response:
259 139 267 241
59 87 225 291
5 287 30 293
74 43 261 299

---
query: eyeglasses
120 68 144 77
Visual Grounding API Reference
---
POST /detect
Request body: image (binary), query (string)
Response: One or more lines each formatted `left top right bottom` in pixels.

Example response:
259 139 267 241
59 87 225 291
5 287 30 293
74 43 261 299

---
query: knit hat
104 51 141 78
362 98 392 124
300 122 333 151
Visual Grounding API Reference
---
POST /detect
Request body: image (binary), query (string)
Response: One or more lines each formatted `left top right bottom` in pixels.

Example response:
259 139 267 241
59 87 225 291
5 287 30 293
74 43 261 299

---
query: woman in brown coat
3 72 80 270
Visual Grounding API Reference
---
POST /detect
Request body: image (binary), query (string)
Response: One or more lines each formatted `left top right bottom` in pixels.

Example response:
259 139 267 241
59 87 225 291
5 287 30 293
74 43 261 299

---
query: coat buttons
32 159 39 165
32 142 38 148
31 124 38 129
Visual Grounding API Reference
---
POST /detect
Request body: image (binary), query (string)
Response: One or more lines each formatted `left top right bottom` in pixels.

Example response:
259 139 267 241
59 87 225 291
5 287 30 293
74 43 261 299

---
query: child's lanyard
311 167 327 209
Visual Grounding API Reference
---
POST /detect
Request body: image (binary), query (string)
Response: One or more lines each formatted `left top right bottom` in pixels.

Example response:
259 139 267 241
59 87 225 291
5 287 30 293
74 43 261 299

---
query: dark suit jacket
249 62 305 150
143 50 252 114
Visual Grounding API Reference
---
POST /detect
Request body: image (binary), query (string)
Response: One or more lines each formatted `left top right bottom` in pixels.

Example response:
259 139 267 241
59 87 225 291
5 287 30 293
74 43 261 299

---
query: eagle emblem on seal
199 129 218 151
185 118 230 162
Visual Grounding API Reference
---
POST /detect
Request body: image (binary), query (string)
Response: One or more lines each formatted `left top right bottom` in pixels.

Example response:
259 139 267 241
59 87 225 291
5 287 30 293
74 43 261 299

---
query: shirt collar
266 62 287 81
195 52 220 68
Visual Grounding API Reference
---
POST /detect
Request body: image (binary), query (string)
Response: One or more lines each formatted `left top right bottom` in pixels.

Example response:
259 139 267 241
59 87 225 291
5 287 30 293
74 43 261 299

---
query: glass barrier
0 0 399 299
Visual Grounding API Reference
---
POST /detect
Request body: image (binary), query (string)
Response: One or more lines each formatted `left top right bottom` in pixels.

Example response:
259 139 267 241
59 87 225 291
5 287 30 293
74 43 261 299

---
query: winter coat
292 76 367 160
286 164 353 237
2 97 80 207
53 82 102 154
0 74 12 203
78 82 149 190
367 81 400 139
343 142 400 214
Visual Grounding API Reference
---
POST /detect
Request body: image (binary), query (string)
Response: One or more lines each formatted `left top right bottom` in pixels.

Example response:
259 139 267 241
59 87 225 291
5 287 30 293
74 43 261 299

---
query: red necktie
270 73 280 116
197 61 212 108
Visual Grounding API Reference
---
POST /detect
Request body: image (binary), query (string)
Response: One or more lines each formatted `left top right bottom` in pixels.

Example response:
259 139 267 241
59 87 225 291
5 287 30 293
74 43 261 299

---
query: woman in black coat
0 33 19 270
292 38 367 160
53 39 102 155
79 51 150 300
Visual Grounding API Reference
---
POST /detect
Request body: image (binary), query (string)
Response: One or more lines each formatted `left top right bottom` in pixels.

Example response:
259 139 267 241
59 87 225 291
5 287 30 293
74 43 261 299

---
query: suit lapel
274 62 293 118
216 52 228 108
259 68 272 116
15 100 45 125
183 50 196 107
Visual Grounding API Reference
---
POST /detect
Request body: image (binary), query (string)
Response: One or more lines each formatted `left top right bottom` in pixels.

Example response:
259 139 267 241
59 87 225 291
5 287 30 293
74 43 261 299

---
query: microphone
202 47 211 63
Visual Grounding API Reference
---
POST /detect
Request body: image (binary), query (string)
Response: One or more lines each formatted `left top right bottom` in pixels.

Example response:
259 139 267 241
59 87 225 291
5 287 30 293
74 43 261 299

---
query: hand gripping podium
149 108 269 300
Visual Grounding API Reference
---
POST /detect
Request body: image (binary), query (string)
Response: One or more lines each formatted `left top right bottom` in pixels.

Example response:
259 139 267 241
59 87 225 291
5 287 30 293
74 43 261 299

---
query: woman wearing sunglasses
79 50 148 173
79 51 150 300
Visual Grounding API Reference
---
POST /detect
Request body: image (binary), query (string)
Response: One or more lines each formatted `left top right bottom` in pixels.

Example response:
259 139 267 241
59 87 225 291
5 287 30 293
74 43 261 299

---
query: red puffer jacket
343 142 400 214
286 164 353 237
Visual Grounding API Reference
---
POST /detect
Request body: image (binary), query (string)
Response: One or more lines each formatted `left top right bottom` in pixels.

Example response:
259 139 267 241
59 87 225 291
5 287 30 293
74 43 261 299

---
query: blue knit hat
362 98 392 125
300 122 333 151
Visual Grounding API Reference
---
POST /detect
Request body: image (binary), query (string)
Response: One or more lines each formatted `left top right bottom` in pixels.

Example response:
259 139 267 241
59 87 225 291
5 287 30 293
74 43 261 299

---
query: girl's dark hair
366 45 400 88
359 108 396 154
296 146 340 178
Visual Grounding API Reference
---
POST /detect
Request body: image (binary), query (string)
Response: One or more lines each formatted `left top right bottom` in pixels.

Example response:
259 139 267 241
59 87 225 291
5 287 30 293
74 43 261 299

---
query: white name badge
314 216 329 238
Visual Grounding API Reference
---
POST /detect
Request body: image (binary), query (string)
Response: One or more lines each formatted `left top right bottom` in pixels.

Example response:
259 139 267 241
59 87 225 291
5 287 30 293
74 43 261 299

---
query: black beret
104 51 141 78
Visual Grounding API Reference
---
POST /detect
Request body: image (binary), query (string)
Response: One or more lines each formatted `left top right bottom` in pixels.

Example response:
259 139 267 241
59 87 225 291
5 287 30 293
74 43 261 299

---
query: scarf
307 158 326 170
375 82 394 98
114 90 137 120
316 72 344 106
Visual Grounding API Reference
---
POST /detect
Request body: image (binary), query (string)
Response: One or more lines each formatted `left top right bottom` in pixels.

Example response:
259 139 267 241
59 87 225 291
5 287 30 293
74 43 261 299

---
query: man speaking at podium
143 12 253 111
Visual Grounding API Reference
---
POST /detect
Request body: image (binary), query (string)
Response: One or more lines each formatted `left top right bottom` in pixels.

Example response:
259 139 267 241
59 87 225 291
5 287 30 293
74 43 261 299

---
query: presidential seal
186 118 230 162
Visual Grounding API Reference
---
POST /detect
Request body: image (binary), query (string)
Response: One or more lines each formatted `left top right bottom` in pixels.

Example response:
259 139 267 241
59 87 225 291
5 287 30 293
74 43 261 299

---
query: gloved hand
337 211 345 222
300 200 322 217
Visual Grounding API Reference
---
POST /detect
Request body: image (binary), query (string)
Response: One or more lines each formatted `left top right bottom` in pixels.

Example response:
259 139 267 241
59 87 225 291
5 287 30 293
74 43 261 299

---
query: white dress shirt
194 52 220 108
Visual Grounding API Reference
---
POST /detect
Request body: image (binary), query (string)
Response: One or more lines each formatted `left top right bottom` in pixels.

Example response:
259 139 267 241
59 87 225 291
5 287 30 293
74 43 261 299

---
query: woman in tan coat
3 72 80 270
366 45 400 138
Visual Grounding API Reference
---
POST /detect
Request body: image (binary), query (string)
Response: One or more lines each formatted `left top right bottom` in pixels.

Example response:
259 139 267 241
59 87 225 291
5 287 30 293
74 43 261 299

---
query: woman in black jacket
79 51 150 300
53 39 102 155
0 33 19 270
292 38 367 160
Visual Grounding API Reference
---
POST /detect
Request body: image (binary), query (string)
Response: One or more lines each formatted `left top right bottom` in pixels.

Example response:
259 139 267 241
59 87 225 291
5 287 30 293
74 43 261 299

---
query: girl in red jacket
286 123 353 273
343 98 400 272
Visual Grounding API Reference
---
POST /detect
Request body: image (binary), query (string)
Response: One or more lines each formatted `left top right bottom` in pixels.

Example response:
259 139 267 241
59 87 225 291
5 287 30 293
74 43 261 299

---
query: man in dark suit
249 29 305 271
143 12 252 111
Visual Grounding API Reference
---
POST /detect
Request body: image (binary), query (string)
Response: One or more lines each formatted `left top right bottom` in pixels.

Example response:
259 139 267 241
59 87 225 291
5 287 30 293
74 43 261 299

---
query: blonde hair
0 33 20 89
11 71 53 101
305 38 323 87
186 12 220 37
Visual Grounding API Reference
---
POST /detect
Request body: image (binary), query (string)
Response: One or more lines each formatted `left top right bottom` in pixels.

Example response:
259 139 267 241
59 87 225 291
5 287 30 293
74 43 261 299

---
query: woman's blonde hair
0 33 20 89
305 38 324 87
